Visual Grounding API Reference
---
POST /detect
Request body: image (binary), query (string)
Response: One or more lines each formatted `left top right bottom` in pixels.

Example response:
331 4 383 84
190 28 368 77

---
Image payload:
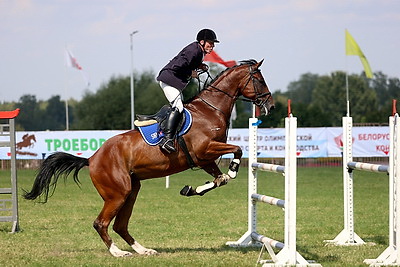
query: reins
193 70 233 120
195 63 271 110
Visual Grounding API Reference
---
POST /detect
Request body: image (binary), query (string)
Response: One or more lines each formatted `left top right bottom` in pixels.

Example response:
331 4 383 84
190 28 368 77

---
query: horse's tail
23 152 89 203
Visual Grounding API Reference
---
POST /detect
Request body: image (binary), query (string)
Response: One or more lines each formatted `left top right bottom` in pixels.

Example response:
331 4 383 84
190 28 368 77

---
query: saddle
134 106 196 168
134 105 192 146
134 105 170 127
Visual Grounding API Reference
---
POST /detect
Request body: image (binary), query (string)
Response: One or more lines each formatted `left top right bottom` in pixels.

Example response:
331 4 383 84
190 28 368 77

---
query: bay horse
23 59 274 257
16 134 36 149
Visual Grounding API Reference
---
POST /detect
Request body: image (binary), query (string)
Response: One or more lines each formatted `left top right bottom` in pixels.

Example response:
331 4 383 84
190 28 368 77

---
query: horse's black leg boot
160 108 182 153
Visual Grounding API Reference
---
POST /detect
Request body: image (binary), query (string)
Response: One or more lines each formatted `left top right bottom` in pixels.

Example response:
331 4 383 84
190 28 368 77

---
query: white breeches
159 81 184 112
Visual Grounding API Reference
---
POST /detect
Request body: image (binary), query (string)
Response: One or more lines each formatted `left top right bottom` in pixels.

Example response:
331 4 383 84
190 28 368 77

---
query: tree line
1 65 399 131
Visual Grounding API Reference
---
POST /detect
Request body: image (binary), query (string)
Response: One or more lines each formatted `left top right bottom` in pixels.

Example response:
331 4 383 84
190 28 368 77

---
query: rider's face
201 40 215 54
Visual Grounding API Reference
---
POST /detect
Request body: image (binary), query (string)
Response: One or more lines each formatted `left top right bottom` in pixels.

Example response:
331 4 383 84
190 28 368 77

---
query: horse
16 134 36 150
23 59 275 257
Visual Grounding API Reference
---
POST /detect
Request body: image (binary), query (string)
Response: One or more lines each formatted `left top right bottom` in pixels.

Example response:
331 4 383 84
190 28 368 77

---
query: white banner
226 127 328 158
326 126 390 157
0 130 122 160
0 126 391 159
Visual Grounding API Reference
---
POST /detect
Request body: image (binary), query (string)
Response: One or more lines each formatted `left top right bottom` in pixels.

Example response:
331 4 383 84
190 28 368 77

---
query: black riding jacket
157 41 204 90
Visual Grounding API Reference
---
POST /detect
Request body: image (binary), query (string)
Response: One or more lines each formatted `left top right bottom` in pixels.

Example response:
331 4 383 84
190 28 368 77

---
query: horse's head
237 60 275 115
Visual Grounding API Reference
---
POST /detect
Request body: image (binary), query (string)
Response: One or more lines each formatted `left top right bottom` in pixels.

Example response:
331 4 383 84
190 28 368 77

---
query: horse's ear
256 59 264 69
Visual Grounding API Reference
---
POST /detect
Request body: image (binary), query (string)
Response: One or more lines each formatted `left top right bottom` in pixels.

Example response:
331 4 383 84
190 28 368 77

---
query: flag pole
345 29 350 117
65 99 69 130
345 60 350 117
130 30 139 129
64 47 70 130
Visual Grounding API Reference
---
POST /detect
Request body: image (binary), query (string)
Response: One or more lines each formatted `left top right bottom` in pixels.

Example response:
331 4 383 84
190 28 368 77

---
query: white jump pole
224 116 261 247
365 100 400 266
165 176 170 189
324 115 365 245
0 109 20 233
326 100 400 250
226 100 321 266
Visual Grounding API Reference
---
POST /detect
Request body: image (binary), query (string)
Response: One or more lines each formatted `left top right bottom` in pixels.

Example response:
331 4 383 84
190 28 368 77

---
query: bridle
239 65 272 108
197 63 272 115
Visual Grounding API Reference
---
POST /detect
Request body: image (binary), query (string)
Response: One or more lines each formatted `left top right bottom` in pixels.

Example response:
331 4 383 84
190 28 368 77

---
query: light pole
130 30 139 129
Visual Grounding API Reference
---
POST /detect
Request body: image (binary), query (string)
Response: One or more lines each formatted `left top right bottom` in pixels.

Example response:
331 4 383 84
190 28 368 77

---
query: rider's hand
199 63 209 71
191 70 199 78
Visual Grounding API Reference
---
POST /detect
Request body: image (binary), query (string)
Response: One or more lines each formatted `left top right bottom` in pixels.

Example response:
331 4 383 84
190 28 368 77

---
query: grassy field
0 165 391 266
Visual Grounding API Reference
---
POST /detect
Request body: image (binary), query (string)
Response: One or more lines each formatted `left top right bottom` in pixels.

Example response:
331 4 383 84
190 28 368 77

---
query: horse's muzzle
261 103 275 116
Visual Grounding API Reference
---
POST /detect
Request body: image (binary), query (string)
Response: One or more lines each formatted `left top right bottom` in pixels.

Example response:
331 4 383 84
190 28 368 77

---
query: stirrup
160 138 176 153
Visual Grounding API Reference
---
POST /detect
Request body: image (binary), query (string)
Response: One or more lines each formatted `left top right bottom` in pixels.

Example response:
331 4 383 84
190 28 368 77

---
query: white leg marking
195 182 215 194
131 241 158 255
228 159 240 179
109 243 132 257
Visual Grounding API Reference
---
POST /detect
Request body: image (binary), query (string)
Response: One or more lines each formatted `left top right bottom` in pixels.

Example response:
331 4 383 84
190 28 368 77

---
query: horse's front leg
180 161 224 196
203 141 243 180
227 147 242 179
180 142 242 197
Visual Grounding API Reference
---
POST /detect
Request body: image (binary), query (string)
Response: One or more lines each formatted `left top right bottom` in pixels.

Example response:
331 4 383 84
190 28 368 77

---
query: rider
156 29 219 153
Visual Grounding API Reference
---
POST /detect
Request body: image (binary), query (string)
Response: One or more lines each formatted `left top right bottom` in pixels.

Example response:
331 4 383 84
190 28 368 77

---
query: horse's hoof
131 242 159 256
180 185 196 196
109 243 133 257
143 249 158 255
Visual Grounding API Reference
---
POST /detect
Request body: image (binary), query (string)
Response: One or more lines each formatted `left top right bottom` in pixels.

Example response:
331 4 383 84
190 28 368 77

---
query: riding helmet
196 29 219 43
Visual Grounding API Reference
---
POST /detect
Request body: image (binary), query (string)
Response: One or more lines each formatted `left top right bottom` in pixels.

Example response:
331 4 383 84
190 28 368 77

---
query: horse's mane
207 59 257 85
183 59 257 104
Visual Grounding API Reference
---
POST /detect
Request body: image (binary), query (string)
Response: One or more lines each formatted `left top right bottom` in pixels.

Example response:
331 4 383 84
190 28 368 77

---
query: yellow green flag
345 29 373 78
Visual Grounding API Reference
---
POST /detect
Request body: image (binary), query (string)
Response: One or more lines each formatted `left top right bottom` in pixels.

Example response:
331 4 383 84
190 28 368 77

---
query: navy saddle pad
137 108 192 145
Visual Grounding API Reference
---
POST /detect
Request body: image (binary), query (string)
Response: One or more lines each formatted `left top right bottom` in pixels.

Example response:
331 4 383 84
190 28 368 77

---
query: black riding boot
159 108 182 153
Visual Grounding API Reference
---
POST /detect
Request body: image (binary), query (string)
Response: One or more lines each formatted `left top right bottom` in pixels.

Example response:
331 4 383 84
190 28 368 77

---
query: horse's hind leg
91 169 134 257
93 196 133 257
113 177 158 255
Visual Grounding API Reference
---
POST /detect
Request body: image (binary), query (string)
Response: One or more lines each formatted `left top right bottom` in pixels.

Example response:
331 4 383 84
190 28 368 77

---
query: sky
0 0 399 103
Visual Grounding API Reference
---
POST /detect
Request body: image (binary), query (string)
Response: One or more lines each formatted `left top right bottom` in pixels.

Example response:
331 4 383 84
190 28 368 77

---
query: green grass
0 166 391 266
